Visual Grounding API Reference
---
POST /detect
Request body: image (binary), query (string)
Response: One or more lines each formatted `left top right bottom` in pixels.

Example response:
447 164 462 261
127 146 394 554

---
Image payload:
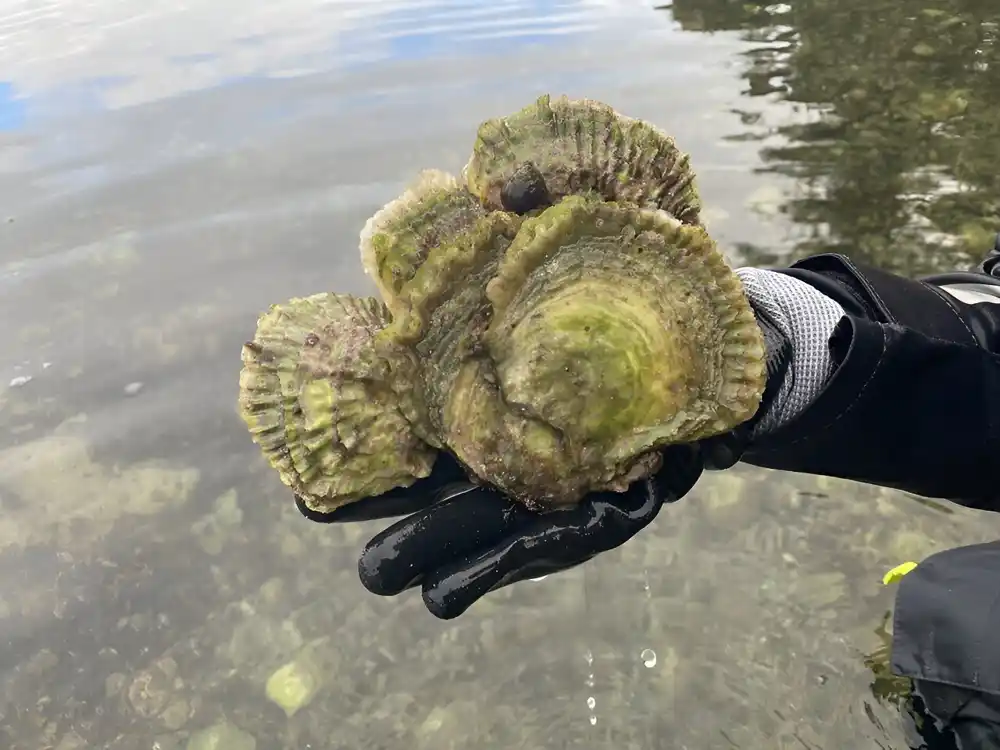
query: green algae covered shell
487 196 764 478
385 195 764 509
359 169 487 315
380 211 523 438
463 94 702 225
239 93 766 514
237 292 438 513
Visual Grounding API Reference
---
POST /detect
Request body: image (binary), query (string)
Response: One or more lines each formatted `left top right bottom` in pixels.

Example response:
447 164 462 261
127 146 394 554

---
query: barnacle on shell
463 94 702 225
238 95 766 513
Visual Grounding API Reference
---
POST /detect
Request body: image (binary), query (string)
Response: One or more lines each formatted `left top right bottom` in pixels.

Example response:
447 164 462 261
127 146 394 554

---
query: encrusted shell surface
381 211 523 434
241 94 767 513
237 292 438 513
463 94 702 225
359 169 486 315
385 194 765 508
487 196 764 466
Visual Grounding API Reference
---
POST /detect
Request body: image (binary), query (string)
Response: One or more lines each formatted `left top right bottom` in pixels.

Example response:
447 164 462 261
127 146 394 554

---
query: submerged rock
127 656 179 719
185 722 257 750
265 650 323 718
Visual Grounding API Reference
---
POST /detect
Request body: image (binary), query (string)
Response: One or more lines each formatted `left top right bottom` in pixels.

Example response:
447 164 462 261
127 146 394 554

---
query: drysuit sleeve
735 251 1000 738
738 252 1000 512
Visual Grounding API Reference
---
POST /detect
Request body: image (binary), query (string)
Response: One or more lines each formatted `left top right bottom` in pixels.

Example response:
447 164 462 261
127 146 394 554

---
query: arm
722 251 1000 744
736 251 1000 511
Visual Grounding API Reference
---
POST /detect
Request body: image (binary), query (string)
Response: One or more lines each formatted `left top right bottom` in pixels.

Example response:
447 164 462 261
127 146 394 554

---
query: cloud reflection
0 0 654 121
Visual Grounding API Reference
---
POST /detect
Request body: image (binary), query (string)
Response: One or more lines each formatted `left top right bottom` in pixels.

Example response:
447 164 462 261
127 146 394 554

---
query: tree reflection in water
665 0 1000 276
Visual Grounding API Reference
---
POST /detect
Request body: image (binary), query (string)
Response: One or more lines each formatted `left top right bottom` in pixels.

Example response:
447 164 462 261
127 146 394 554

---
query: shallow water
0 0 998 748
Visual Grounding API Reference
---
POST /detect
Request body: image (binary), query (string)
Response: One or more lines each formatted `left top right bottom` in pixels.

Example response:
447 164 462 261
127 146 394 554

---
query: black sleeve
739 252 1000 512
743 252 1000 739
892 541 1000 696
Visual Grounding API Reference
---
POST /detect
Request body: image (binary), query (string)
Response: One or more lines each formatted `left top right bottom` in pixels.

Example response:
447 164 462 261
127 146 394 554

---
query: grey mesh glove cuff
734 268 846 437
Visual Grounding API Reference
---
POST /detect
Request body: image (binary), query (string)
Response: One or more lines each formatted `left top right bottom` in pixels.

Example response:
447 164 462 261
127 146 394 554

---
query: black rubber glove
296 445 702 619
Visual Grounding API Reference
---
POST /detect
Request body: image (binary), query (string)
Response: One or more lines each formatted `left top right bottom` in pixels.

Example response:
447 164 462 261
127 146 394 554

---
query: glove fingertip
357 541 408 597
421 586 466 620
421 551 513 621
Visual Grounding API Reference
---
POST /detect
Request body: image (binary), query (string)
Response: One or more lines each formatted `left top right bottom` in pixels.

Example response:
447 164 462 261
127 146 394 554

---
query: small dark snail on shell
500 161 552 214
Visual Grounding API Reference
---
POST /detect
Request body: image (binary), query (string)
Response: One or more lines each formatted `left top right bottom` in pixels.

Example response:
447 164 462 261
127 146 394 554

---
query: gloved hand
296 444 702 619
296 267 840 619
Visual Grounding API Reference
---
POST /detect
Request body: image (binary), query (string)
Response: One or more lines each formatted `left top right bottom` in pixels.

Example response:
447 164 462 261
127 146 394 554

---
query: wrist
735 268 846 438
699 268 846 471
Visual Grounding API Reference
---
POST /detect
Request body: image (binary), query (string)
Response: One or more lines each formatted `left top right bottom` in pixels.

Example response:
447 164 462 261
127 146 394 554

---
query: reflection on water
670 0 1000 276
0 0 652 111
0 0 998 748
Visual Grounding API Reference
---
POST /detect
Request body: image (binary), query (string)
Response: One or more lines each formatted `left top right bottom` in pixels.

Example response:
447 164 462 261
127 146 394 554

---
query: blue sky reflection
0 82 26 131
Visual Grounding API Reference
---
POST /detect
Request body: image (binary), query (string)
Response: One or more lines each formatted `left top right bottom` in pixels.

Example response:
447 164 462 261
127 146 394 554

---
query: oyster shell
238 292 437 513
238 95 766 512
382 195 764 507
463 94 702 224
359 169 487 316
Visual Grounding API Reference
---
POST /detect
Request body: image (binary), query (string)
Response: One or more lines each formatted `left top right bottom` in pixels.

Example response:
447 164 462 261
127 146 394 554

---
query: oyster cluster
238 94 766 513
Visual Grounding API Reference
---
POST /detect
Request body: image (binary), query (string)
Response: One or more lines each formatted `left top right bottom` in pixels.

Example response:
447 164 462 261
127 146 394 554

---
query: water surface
0 0 998 748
